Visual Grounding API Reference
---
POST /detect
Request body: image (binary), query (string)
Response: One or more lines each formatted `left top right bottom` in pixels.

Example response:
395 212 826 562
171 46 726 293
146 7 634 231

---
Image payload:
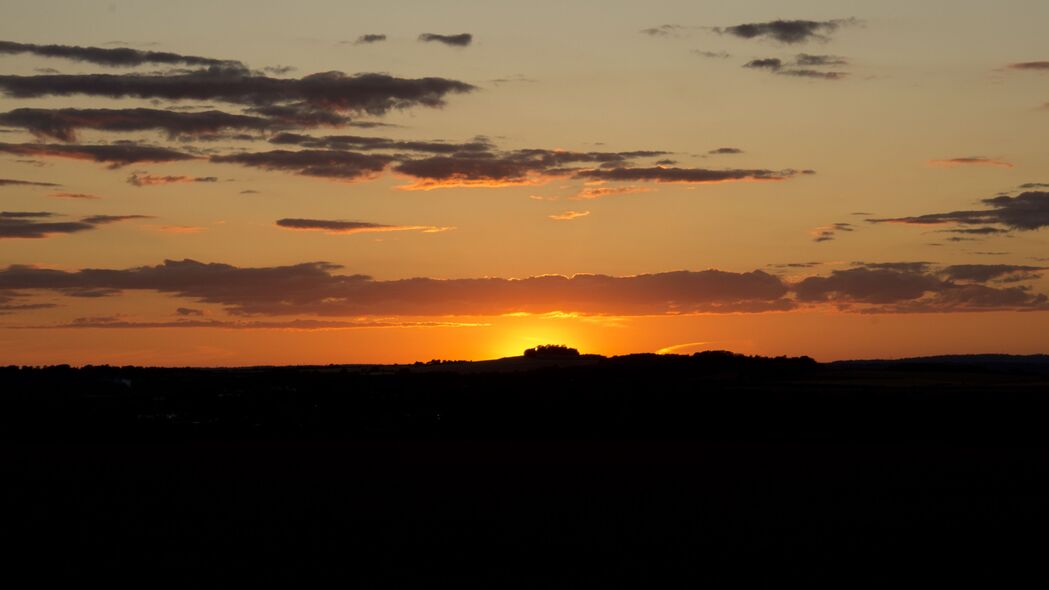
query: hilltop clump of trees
524 344 581 359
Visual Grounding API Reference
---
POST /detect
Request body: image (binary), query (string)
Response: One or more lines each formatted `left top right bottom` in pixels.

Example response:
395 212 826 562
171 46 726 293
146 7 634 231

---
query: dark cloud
778 69 847 80
80 214 150 224
708 147 743 155
745 58 783 70
0 177 60 187
796 53 848 66
868 191 1049 231
1019 182 1049 189
175 307 204 316
0 70 476 117
1008 62 1049 71
811 222 854 242
0 107 281 141
929 156 1013 168
744 57 847 79
28 317 472 330
49 192 101 199
941 264 1045 283
692 50 730 59
127 173 218 186
275 218 450 234
0 40 240 68
715 19 858 44
392 148 672 189
269 132 492 154
354 34 387 45
574 166 812 184
0 259 793 316
0 142 195 167
262 65 296 75
940 226 1009 236
239 189 260 194
4 258 1044 316
418 33 472 47
793 263 1048 311
211 149 394 180
640 25 685 37
0 211 146 238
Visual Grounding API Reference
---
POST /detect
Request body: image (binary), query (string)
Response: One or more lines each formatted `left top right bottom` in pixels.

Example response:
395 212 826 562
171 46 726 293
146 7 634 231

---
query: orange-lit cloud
548 210 590 221
128 173 218 186
573 185 654 199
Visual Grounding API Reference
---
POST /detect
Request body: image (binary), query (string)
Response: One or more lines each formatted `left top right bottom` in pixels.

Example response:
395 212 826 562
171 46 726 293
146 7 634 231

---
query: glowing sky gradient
1 1 1047 365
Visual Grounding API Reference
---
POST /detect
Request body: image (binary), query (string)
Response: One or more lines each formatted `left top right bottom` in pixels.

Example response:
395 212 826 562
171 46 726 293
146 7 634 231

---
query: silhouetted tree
524 344 580 359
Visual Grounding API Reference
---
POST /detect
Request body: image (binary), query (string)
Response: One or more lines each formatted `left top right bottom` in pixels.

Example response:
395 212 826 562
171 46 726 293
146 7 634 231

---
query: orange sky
1 1 1047 365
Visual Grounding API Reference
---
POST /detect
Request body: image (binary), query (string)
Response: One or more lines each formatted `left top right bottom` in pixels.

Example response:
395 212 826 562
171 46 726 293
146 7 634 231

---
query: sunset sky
1 0 1047 365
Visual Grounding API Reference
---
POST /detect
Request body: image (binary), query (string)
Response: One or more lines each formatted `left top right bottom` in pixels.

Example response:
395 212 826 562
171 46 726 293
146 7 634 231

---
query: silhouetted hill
4 350 1049 585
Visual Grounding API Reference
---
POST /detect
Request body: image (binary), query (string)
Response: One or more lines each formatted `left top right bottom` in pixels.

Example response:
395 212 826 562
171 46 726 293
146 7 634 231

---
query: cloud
692 50 730 59
940 264 1045 283
574 166 812 184
548 210 590 221
810 222 854 242
354 34 387 45
1019 183 1049 189
49 192 101 199
27 317 481 330
793 263 1048 311
269 131 492 154
744 56 847 79
148 225 207 234
275 218 452 234
928 157 1014 168
0 107 281 141
795 53 848 66
2 258 1046 316
573 186 653 200
176 307 204 316
868 191 1049 231
211 149 394 180
0 70 475 117
744 58 783 70
0 40 240 68
0 177 60 187
1008 62 1049 71
778 69 847 80
714 19 858 44
640 25 686 37
80 214 151 224
417 33 472 47
708 147 743 155
127 173 218 186
391 148 671 190
0 211 146 238
0 142 195 167
0 259 794 316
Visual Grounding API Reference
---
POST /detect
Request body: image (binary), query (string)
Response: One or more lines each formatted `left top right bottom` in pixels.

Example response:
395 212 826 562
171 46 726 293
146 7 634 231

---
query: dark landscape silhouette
4 348 1049 585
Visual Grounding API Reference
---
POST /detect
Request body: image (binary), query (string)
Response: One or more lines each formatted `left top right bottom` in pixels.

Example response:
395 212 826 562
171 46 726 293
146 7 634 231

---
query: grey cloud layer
0 40 239 68
1 259 1043 317
0 107 281 141
0 69 475 116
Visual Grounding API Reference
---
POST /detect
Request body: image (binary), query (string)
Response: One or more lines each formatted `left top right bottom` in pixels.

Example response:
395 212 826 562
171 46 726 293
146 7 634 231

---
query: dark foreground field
4 352 1049 586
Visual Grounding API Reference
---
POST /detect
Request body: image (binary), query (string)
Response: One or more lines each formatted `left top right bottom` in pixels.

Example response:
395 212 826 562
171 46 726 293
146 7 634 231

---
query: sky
0 0 1047 365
